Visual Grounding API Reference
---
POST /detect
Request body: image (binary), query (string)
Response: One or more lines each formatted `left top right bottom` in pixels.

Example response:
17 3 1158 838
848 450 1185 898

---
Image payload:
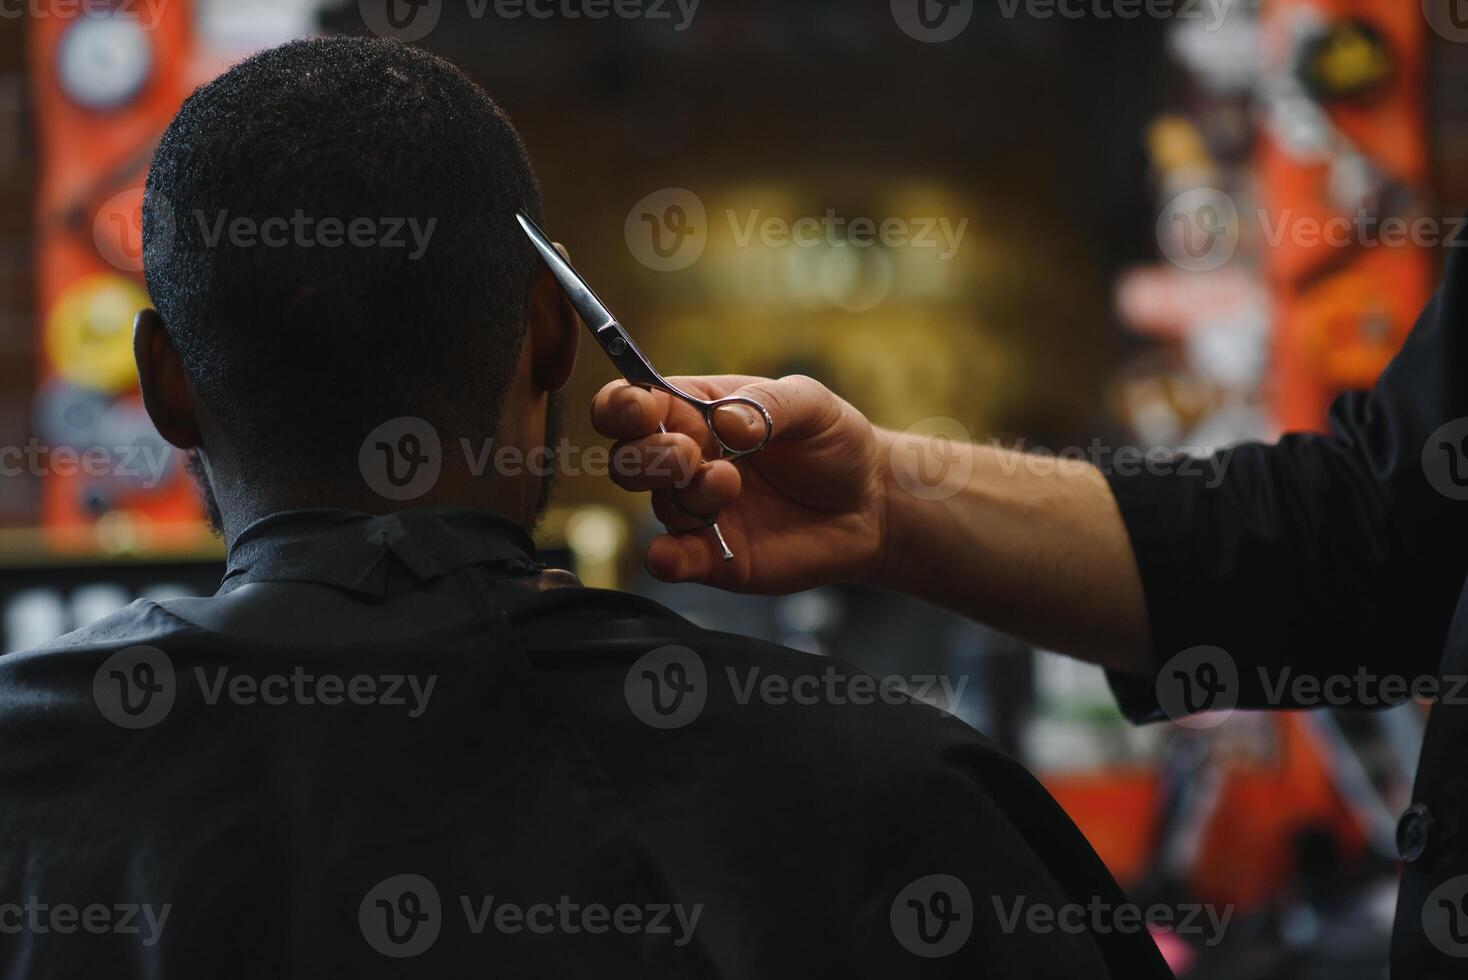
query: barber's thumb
712 375 835 452
709 399 770 454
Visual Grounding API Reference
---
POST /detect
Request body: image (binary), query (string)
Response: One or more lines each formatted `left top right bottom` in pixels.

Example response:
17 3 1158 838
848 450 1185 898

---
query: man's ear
526 245 580 392
133 308 203 449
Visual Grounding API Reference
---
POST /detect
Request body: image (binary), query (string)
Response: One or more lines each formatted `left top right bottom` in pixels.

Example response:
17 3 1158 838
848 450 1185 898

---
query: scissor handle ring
698 395 773 461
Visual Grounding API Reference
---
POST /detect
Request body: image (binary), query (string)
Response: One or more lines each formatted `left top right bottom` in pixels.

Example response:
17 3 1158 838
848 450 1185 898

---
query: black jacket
1106 241 1468 977
0 508 1170 978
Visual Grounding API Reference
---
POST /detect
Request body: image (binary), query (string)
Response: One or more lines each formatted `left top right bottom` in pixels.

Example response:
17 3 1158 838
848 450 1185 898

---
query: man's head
137 36 578 540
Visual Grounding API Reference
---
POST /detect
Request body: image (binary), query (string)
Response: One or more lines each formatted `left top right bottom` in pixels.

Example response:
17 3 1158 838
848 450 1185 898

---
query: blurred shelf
0 522 224 568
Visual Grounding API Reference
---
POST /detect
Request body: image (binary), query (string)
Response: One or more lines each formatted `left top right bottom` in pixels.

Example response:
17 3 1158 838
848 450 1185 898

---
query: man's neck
212 477 534 550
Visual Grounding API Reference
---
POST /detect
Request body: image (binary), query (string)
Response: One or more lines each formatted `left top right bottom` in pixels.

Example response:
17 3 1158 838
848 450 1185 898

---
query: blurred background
3 0 1465 975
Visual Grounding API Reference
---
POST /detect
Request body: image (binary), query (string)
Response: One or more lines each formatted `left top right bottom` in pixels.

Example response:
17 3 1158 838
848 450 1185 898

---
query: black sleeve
1107 244 1468 720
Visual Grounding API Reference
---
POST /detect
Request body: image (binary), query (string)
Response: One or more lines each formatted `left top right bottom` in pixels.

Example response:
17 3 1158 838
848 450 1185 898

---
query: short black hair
143 36 542 476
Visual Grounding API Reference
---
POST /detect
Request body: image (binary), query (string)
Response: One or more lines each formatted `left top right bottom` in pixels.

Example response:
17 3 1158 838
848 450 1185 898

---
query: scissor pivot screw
608 336 627 356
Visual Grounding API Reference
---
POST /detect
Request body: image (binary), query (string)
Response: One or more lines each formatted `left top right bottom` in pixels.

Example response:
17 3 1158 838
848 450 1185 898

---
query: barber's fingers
599 372 842 465
592 379 728 442
590 381 716 460
592 381 669 440
667 374 841 448
649 461 741 530
645 531 728 585
607 432 703 491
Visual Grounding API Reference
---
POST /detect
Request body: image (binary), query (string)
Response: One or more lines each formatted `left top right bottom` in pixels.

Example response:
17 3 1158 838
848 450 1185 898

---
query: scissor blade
514 211 616 332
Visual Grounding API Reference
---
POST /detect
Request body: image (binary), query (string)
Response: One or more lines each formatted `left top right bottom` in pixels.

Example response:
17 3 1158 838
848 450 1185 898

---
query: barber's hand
591 375 886 592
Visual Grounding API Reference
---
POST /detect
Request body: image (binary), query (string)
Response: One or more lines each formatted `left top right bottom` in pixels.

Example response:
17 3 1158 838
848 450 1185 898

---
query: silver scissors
516 211 773 562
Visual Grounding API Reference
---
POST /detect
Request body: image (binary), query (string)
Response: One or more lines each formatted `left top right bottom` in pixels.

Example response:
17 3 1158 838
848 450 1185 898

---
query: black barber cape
0 508 1172 978
1106 238 1468 978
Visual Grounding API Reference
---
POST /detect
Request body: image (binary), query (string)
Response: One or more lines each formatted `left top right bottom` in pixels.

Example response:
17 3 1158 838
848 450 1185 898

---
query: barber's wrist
862 427 938 594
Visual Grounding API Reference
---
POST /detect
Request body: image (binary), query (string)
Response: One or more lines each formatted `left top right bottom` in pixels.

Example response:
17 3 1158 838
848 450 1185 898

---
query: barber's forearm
868 431 1154 675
